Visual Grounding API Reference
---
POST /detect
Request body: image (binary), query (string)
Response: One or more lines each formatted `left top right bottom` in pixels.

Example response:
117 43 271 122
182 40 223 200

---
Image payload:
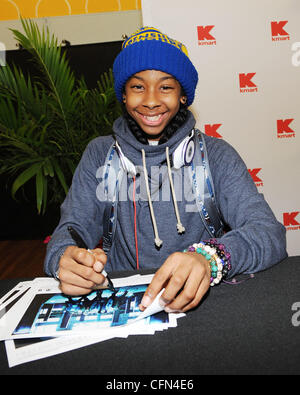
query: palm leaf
36 167 44 214
98 69 115 93
0 98 19 130
52 158 69 195
0 20 121 214
0 64 54 131
10 19 76 139
11 162 42 198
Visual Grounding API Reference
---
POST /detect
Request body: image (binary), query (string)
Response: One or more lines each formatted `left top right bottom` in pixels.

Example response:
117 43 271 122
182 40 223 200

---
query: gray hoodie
44 111 287 278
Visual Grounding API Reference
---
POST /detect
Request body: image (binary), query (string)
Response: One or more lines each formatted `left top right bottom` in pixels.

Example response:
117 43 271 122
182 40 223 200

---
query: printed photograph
12 284 168 337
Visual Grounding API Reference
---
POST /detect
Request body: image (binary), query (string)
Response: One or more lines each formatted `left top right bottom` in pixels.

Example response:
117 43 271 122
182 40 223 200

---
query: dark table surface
0 256 300 375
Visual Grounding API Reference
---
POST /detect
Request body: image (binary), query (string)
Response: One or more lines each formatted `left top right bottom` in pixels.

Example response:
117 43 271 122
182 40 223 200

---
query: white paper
0 281 31 306
1 275 185 367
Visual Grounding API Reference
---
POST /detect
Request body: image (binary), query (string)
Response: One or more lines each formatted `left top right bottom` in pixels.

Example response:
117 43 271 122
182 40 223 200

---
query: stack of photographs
0 274 185 367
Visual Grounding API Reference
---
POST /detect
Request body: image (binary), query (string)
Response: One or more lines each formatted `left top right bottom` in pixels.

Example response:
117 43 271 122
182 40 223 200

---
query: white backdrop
142 0 300 256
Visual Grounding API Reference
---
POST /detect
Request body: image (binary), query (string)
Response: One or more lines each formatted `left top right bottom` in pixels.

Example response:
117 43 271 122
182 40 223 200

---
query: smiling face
123 70 187 140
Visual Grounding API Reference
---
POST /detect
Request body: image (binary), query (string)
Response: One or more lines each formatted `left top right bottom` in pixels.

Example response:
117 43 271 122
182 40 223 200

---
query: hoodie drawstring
166 146 186 234
141 147 185 248
142 149 163 248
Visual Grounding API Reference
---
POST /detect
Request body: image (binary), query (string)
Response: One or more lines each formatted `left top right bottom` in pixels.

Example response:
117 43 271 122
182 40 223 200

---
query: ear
122 95 126 103
180 96 187 105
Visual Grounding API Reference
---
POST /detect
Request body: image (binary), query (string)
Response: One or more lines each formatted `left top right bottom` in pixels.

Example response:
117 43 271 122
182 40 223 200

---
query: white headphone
115 129 195 175
115 141 137 176
172 130 195 169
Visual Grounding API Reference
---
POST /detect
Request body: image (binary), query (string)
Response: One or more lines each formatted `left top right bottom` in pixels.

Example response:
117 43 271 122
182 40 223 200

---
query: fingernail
165 307 179 313
92 278 108 290
141 295 152 308
93 261 103 272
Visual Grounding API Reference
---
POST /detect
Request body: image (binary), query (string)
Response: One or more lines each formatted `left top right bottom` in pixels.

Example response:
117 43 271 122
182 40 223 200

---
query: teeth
144 115 161 121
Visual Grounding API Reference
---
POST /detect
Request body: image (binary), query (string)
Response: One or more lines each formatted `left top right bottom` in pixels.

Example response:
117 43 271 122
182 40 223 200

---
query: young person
44 27 287 313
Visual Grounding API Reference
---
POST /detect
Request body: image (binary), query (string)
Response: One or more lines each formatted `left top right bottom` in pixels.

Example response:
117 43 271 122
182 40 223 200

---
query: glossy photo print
1 276 185 367
12 284 169 338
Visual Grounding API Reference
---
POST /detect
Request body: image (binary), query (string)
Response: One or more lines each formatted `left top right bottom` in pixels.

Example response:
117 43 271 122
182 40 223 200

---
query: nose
142 88 160 109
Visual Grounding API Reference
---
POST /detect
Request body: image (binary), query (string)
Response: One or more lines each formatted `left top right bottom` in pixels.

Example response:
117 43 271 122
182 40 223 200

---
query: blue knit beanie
113 27 198 107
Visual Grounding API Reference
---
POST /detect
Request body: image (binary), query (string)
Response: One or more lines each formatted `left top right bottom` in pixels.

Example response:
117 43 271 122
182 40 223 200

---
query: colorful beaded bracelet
204 238 232 278
183 240 231 286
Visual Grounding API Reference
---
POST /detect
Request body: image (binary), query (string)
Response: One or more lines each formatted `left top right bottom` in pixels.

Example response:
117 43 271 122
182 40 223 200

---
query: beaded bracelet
183 240 231 286
204 238 232 278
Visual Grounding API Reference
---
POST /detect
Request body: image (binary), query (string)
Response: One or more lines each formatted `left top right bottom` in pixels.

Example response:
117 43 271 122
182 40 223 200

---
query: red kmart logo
204 124 222 138
271 21 290 42
283 212 300 230
248 168 263 187
197 25 216 46
239 73 258 93
277 119 295 139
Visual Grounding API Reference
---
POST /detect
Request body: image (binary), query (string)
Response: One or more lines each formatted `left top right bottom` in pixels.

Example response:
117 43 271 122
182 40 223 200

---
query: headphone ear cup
184 139 195 164
172 144 184 169
172 131 195 169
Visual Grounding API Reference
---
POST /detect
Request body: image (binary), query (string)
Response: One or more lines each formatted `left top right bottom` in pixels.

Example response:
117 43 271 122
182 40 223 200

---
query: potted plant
0 18 122 216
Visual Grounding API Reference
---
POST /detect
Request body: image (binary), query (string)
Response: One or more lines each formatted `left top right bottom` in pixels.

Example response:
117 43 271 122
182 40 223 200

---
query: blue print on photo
13 284 167 336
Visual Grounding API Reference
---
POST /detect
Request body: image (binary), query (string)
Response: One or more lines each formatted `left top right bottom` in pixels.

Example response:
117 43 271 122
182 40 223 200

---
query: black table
0 256 300 376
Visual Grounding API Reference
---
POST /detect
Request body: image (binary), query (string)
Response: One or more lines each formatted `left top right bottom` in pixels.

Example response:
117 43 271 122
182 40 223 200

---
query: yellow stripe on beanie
122 27 189 57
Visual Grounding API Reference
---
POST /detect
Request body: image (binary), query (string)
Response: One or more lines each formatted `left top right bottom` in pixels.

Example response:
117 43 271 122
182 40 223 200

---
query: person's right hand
57 246 108 295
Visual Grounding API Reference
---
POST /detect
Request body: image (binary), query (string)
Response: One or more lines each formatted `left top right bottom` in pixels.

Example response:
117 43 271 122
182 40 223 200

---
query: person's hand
139 252 211 313
57 246 108 295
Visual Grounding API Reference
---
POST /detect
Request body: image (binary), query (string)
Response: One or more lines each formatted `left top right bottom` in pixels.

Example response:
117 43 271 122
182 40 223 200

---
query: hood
112 110 196 248
112 110 196 168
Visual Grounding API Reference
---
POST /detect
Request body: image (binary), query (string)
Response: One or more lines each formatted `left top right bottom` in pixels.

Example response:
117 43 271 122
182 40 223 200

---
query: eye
161 85 174 91
131 84 144 91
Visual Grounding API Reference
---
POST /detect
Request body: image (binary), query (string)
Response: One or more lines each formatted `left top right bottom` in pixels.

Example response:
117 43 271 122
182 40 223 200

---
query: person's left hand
139 251 211 313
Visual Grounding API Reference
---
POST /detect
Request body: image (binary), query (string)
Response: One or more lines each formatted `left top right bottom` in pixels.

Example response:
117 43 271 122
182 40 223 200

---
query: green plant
0 18 122 214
